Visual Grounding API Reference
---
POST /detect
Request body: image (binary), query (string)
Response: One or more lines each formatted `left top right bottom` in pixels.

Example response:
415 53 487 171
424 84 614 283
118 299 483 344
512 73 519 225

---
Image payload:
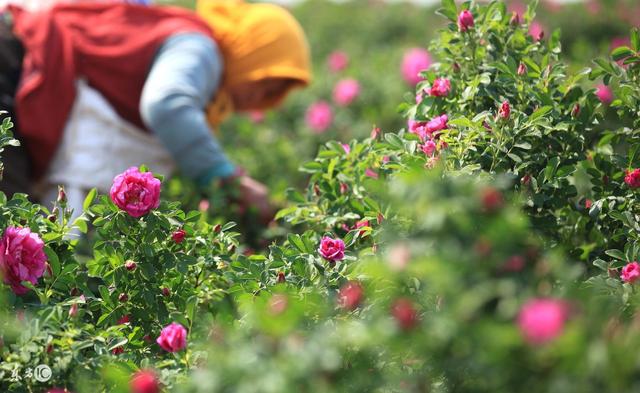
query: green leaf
605 249 626 261
83 188 97 211
611 46 634 61
44 247 61 277
529 106 552 122
287 234 308 253
631 28 640 52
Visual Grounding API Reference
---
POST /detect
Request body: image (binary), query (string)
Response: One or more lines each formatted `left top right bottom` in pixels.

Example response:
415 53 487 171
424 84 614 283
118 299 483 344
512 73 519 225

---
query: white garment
39 81 174 218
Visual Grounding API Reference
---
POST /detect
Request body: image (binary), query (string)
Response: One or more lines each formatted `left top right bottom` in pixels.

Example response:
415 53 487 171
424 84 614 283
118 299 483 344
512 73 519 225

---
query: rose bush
2 0 640 392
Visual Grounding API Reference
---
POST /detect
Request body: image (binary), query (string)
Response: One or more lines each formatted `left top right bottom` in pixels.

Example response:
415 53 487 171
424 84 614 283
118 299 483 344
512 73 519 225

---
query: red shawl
7 3 214 178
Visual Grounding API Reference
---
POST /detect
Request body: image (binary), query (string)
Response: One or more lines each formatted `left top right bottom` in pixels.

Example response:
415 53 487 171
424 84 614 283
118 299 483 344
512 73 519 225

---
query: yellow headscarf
196 0 312 126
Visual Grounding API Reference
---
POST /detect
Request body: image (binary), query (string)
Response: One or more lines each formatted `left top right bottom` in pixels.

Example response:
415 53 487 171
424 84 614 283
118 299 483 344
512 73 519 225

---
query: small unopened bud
521 174 532 186
213 224 222 233
571 104 580 118
69 303 78 318
452 62 461 73
339 183 349 195
46 343 53 354
57 186 66 204
171 229 186 244
517 62 527 76
377 212 384 225
47 214 57 222
227 244 236 254
498 100 511 120
510 11 520 26
313 184 321 196
125 260 137 271
161 287 171 297
370 127 381 139
70 287 80 296
277 272 286 283
118 293 128 303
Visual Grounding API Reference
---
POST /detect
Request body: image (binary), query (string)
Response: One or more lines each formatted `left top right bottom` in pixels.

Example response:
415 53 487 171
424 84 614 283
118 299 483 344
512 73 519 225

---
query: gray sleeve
140 33 235 186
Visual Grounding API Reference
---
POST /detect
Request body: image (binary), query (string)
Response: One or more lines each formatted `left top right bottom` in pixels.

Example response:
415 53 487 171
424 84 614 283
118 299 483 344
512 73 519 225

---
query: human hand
235 175 274 223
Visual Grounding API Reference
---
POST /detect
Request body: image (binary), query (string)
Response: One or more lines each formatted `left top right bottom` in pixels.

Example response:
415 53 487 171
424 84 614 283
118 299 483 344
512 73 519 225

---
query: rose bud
510 11 520 26
498 100 511 120
161 287 171 297
338 281 364 310
118 293 129 303
171 229 186 244
213 224 222 233
391 298 419 331
571 104 580 118
125 260 137 271
112 347 124 355
457 10 474 32
277 272 286 283
517 62 527 76
481 187 504 212
57 186 67 204
69 303 78 318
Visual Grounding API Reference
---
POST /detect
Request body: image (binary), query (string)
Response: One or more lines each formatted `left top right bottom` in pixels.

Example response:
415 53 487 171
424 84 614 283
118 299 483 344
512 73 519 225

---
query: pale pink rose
421 140 437 156
0 226 47 295
110 167 161 218
248 111 265 123
318 236 345 262
401 48 432 86
327 51 349 72
333 78 360 106
611 37 631 50
529 21 545 41
427 78 451 97
457 10 474 32
305 101 333 133
586 0 601 15
596 84 614 104
508 1 526 16
621 262 640 283
365 168 379 179
156 322 187 352
517 298 568 345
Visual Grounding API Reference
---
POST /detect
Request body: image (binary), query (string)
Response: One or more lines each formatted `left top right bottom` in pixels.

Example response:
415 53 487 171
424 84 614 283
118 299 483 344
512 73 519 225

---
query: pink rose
0 226 47 295
338 281 364 310
421 140 437 156
401 48 432 86
457 10 474 32
517 298 568 345
596 84 614 104
621 262 640 283
333 78 360 106
426 114 449 136
248 111 265 123
625 168 640 188
318 236 345 262
110 167 161 218
333 79 360 106
156 322 187 353
305 101 333 133
498 100 511 119
130 370 160 393
529 21 545 41
327 50 349 72
342 143 351 154
428 78 451 97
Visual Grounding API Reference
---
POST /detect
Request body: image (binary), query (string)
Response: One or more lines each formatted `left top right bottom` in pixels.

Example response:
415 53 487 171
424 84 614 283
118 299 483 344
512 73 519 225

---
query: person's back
8 3 212 178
